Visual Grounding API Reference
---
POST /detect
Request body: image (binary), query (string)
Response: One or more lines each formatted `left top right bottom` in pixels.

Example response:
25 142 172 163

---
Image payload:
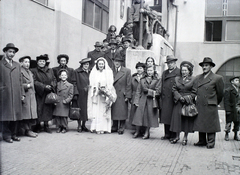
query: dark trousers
55 116 68 129
0 121 18 139
164 124 176 138
225 122 239 133
20 119 36 132
199 132 216 147
112 120 125 131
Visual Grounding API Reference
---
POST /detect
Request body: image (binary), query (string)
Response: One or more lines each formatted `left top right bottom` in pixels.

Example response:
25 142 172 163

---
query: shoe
26 131 37 138
182 140 188 146
142 134 150 139
206 144 214 149
97 131 101 134
161 136 170 140
61 128 67 133
82 126 89 132
170 138 179 144
4 138 13 143
133 132 139 138
111 128 118 133
77 127 82 133
224 133 229 141
56 127 62 133
100 131 104 134
234 135 240 141
194 142 207 146
12 136 21 141
118 130 124 135
44 127 52 134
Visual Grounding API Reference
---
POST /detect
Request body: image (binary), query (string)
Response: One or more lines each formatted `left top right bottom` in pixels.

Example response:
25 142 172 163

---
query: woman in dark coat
129 62 146 125
74 58 91 132
170 61 197 145
133 65 160 139
31 54 56 133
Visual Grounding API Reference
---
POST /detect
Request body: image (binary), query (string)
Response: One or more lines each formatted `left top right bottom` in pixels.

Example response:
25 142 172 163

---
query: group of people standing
1 41 239 150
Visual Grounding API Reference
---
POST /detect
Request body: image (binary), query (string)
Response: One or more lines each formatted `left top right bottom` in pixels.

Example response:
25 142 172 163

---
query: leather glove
73 95 78 101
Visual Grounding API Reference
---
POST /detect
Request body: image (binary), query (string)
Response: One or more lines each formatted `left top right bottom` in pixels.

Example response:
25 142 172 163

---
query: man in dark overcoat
224 76 240 141
111 56 132 134
74 58 91 132
159 55 180 140
193 57 224 149
0 43 24 143
104 39 119 69
87 42 105 70
52 54 75 83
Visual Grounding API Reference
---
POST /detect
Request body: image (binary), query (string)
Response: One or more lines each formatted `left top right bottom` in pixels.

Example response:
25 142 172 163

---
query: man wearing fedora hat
52 54 75 84
111 55 132 134
193 57 224 149
104 39 119 69
0 43 24 143
160 55 180 141
224 76 240 141
119 37 132 67
87 41 105 70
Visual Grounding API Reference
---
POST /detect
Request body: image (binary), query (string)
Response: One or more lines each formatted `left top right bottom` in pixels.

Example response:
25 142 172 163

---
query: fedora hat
36 54 49 62
122 37 132 43
165 55 178 63
180 61 194 68
57 54 69 63
19 56 31 62
79 57 91 64
229 76 240 82
94 41 103 47
113 55 124 62
3 43 19 53
199 57 215 67
108 39 118 46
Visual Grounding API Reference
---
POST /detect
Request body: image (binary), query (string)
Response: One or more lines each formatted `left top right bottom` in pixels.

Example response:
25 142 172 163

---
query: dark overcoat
129 73 141 124
170 76 197 133
111 67 132 120
53 81 73 117
104 49 117 69
52 65 75 83
74 67 90 121
31 66 56 122
133 76 160 127
21 67 38 120
224 85 239 122
87 50 105 69
159 67 181 125
193 71 224 133
0 59 24 121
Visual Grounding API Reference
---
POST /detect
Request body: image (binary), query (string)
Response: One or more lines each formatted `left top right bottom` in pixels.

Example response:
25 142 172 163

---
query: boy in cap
224 76 240 141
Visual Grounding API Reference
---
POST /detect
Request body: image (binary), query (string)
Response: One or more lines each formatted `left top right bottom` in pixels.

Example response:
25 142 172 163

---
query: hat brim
108 43 118 46
165 59 178 63
3 47 19 53
79 58 91 64
199 62 215 67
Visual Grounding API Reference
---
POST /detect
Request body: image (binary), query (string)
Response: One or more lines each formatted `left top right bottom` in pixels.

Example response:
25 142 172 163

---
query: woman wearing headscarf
31 54 56 133
88 57 116 134
169 61 197 145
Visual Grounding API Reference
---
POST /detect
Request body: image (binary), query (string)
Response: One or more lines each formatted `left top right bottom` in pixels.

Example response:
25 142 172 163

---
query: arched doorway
216 56 240 109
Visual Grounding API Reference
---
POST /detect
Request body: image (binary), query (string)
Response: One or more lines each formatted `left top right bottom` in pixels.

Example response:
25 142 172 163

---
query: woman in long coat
129 62 146 125
19 56 38 137
170 61 197 145
133 65 160 139
74 58 91 132
31 54 56 133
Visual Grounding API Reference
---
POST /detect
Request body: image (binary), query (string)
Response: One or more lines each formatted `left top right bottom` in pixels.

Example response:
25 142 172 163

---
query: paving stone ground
1 110 240 175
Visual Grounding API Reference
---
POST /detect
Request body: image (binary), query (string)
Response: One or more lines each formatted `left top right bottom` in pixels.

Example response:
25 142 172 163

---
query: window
82 0 109 33
205 0 240 42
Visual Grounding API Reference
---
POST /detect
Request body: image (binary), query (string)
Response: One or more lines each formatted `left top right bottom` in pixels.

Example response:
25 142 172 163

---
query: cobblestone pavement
1 110 240 175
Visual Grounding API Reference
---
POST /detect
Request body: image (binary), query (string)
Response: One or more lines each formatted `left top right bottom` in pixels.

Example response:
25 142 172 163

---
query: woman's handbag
152 91 158 109
69 101 81 120
181 103 198 117
45 92 59 104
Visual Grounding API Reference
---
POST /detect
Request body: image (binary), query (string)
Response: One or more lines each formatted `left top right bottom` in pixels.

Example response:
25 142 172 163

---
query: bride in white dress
88 57 116 134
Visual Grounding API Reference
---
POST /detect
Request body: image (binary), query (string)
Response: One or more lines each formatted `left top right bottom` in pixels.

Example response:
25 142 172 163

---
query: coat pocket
208 100 217 106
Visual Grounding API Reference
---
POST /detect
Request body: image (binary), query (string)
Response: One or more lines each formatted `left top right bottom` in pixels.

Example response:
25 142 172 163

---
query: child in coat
53 69 73 133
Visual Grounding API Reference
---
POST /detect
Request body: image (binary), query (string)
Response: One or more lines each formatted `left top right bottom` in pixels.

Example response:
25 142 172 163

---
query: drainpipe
172 3 178 56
